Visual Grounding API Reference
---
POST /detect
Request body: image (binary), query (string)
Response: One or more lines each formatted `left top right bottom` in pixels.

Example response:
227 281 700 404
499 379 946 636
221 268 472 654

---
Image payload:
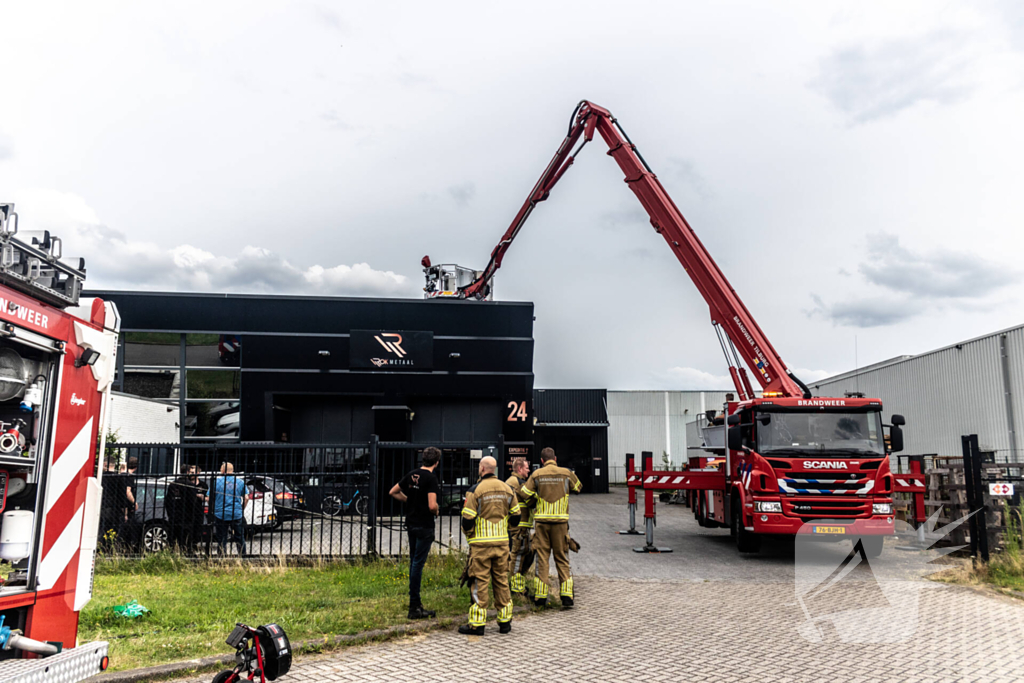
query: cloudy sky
2 1 1022 389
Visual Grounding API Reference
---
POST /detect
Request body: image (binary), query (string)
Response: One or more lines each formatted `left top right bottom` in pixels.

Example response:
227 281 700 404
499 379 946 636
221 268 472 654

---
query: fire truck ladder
0 204 85 309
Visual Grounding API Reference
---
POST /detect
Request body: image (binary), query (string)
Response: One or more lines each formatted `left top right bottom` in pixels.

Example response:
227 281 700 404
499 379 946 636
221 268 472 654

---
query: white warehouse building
607 390 734 482
809 323 1024 462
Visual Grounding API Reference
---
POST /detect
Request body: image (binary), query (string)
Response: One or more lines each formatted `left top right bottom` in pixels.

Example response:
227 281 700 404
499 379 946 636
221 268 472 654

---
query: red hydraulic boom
429 101 811 400
428 102 922 556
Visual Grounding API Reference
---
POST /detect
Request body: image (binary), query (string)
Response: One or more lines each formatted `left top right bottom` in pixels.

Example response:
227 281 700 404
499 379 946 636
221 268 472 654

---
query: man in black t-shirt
389 446 441 619
120 456 140 550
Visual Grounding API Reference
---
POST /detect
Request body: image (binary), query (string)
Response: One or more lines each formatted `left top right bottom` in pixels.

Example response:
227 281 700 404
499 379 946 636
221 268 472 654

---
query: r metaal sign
351 330 433 370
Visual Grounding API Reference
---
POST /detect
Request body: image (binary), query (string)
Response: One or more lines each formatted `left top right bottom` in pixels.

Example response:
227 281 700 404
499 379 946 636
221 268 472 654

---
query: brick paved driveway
178 490 1024 683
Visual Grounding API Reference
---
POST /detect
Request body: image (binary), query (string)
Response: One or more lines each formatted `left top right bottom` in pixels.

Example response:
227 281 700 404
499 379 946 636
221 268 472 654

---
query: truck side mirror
891 414 906 426
889 425 904 453
728 426 743 451
727 414 741 426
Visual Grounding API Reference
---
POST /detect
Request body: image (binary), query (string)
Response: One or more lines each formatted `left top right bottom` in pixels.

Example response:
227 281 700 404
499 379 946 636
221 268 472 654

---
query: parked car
215 410 240 437
131 474 276 553
246 475 304 524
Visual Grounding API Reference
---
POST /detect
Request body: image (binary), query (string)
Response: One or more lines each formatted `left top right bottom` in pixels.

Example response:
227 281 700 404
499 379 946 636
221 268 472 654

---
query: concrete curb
88 605 535 683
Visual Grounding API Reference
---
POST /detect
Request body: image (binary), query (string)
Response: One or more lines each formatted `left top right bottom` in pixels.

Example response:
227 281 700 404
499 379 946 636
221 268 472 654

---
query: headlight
755 501 782 513
873 503 892 515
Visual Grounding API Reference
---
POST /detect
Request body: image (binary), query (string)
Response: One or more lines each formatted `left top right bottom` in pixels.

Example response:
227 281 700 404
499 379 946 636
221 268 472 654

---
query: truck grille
782 498 870 519
778 471 872 495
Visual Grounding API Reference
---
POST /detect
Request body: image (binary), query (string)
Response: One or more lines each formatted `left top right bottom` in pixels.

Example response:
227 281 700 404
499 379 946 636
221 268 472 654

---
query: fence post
367 435 379 556
971 435 989 562
963 434 990 563
497 434 506 481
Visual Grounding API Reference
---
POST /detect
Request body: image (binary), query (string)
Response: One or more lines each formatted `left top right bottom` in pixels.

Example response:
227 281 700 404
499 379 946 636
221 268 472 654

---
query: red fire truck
0 203 119 681
422 101 926 555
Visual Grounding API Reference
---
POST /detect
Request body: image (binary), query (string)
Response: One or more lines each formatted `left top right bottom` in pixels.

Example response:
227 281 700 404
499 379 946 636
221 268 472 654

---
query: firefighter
504 456 534 595
459 455 521 635
521 447 582 607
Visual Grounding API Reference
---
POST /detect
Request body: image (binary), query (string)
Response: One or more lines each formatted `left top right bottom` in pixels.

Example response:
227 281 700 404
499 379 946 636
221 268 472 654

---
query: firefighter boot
408 606 436 619
560 577 574 608
532 576 549 607
497 601 513 633
458 624 485 636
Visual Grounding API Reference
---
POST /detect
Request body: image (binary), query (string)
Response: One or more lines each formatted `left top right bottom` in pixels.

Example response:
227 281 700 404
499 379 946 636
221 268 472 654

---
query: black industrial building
89 290 609 489
533 389 609 493
89 290 533 452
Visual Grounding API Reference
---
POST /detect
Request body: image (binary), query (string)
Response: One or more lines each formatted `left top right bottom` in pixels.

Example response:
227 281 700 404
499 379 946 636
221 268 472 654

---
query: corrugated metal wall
810 324 1024 462
533 389 608 425
607 391 733 482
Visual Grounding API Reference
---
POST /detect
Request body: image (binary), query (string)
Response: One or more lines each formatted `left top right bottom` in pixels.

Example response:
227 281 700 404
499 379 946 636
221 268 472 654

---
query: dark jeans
215 517 247 555
173 517 203 554
407 527 434 608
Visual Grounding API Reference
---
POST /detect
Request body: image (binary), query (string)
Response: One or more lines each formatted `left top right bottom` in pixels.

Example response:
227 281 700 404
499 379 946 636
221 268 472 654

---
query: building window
185 401 239 439
186 334 240 367
123 332 180 366
186 370 241 400
117 332 244 442
122 368 180 400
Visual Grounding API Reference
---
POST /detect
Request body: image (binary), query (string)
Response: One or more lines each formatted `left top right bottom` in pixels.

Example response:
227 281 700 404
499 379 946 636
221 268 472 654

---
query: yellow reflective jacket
521 461 582 523
461 474 521 546
505 474 535 529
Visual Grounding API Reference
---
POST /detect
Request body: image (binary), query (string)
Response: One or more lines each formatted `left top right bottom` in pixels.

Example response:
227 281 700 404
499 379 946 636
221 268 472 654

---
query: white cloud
14 189 415 297
810 30 978 123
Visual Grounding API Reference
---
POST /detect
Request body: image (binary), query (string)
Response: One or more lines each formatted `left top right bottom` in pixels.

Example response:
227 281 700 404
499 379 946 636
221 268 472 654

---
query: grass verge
81 553 474 672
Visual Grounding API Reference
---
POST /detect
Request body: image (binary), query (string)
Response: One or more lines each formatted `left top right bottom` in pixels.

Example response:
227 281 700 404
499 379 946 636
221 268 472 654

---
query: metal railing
99 439 495 559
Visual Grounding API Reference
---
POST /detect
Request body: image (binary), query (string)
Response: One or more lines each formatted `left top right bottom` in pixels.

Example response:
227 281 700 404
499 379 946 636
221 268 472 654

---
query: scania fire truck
422 101 922 555
0 203 119 681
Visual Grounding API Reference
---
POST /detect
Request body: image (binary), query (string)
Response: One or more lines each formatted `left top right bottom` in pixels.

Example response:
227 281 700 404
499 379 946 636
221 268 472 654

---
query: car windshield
756 411 885 456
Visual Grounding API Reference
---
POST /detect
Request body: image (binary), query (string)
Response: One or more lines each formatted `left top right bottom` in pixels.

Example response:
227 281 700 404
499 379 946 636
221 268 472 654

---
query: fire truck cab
704 396 904 554
0 203 119 681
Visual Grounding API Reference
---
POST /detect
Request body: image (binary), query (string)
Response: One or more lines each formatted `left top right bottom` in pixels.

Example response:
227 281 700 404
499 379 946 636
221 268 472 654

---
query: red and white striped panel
37 348 104 617
893 476 926 493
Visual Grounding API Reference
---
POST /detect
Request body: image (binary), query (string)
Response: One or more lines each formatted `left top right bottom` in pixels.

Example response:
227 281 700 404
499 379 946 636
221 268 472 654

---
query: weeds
934 503 1024 593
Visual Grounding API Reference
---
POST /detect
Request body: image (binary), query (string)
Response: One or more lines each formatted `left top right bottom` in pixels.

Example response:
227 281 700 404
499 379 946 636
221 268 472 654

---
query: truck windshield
756 411 885 456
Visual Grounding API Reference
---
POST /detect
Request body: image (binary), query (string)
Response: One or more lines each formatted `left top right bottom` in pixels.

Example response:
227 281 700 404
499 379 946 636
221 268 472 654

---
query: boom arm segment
454 101 808 398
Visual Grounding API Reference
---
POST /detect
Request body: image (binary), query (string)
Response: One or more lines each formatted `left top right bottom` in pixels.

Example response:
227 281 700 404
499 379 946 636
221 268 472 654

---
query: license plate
813 526 846 534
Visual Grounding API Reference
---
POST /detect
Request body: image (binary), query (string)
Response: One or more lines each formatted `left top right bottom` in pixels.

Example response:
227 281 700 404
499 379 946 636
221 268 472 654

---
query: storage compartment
0 338 59 594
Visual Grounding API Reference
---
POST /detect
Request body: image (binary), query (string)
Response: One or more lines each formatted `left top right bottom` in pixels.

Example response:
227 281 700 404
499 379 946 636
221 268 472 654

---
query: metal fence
99 439 495 559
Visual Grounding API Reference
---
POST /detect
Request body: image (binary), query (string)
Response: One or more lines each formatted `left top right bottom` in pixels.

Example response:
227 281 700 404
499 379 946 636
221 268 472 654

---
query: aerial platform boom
422 101 810 399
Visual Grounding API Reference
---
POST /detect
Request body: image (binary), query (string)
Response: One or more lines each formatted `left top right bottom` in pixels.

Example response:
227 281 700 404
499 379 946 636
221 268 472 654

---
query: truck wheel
695 494 706 527
732 500 761 554
858 536 884 560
